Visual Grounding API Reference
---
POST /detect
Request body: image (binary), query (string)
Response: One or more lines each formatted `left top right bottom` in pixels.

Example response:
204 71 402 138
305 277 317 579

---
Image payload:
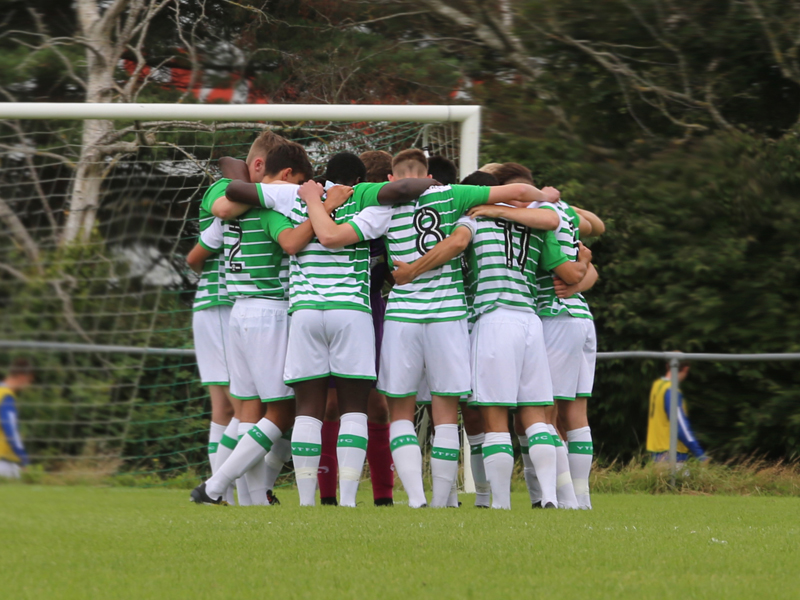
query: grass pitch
1 485 798 600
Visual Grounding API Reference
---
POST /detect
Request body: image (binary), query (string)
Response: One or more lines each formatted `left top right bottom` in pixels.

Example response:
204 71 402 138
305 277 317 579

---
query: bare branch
0 196 41 265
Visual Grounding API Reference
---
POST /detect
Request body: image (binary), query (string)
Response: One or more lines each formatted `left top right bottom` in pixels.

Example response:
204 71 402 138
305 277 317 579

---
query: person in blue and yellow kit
646 360 707 462
0 358 34 479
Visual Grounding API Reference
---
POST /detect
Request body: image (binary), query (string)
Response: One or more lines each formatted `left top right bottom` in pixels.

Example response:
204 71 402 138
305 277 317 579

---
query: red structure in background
122 59 270 104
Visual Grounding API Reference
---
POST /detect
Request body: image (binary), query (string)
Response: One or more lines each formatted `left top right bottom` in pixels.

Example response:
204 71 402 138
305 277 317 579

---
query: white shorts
193 305 232 386
541 315 597 401
378 319 471 398
228 298 294 402
284 309 376 384
470 308 553 407
0 460 21 479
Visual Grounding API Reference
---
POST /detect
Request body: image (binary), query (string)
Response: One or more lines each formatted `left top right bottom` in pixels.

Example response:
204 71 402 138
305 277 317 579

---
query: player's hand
392 261 416 285
467 205 509 219
324 185 353 213
577 241 592 264
541 186 560 203
553 276 576 299
298 180 325 204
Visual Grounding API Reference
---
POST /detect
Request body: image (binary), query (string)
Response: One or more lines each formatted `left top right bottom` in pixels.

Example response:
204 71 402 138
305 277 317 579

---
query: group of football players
187 129 603 510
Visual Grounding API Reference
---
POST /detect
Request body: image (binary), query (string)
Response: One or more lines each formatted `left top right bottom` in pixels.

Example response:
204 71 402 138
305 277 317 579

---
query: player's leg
192 306 234 476
207 385 233 474
292 378 328 506
334 376 372 507
319 387 340 505
328 310 377 507
564 319 597 509
379 320 427 508
366 278 394 506
514 413 541 506
463 331 490 508
284 309 334 507
550 402 578 509
366 389 394 506
478 406 513 510
426 319 471 508
517 314 559 509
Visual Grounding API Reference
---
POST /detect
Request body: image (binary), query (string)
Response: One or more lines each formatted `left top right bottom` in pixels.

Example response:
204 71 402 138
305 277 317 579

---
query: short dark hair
494 162 534 185
392 148 428 175
460 171 499 186
427 155 458 186
360 150 393 183
7 357 34 378
323 152 366 187
264 140 314 181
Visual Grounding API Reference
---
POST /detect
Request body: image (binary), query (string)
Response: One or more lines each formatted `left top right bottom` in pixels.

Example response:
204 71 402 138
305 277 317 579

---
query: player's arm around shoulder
466 203 559 231
393 219 475 285
269 187 350 255
484 183 561 206
300 181 361 248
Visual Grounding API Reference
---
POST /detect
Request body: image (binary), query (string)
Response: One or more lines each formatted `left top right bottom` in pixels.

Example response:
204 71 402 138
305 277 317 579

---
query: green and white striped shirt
354 184 491 323
256 181 386 313
460 209 546 322
222 206 293 301
193 178 233 312
533 200 594 320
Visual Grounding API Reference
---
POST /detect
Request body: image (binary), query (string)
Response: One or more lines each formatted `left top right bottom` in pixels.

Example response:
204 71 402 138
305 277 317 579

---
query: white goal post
0 103 482 180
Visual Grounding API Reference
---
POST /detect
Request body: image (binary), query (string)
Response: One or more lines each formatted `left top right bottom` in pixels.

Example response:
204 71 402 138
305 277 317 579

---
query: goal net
0 103 479 484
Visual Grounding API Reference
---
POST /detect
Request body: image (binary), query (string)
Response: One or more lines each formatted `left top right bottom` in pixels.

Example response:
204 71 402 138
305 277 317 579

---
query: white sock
468 433 490 507
337 412 368 507
567 426 593 510
447 480 459 507
235 424 255 506
215 418 240 472
389 420 426 508
243 419 283 505
208 421 226 474
549 425 578 509
211 418 239 504
526 423 557 507
518 435 542 504
482 432 514 510
292 416 322 507
264 431 292 492
205 418 279 499
430 424 460 508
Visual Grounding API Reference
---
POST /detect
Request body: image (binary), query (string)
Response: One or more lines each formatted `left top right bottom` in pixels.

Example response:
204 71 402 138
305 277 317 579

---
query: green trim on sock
569 441 594 455
337 434 367 450
292 442 321 456
208 442 218 454
470 444 483 456
219 435 237 450
519 445 529 455
431 446 459 461
529 432 554 446
482 444 513 458
552 436 564 447
390 434 418 451
248 426 274 452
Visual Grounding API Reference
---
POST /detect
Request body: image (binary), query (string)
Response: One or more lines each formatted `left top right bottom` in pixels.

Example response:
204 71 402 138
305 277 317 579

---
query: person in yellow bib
646 361 707 462
0 358 34 479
